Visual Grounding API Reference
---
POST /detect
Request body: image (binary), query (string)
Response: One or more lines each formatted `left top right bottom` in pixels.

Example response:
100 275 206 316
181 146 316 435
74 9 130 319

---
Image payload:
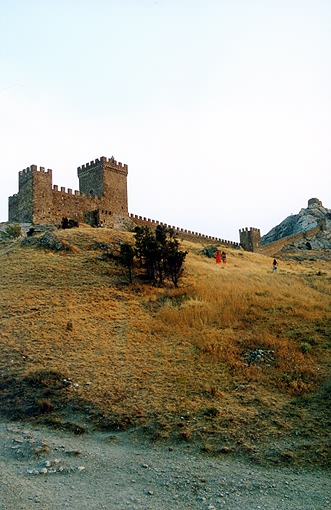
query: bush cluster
200 245 218 258
60 217 79 229
0 223 22 239
119 225 187 287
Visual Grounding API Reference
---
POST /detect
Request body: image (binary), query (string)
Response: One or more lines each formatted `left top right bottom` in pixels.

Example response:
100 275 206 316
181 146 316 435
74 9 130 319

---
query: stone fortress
9 155 328 252
9 157 128 228
9 155 247 249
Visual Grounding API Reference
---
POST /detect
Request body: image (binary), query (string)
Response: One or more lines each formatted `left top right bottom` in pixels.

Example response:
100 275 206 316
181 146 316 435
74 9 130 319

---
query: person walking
272 259 278 272
216 250 221 264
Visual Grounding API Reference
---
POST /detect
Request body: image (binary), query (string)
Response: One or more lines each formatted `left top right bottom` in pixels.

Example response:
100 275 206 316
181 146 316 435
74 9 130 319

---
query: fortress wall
260 225 322 255
41 187 114 225
8 193 20 222
8 157 240 247
98 208 119 227
129 214 240 248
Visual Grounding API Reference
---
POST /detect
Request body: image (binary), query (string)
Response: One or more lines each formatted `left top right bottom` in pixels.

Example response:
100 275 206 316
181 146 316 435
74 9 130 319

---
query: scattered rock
35 231 76 252
243 349 275 367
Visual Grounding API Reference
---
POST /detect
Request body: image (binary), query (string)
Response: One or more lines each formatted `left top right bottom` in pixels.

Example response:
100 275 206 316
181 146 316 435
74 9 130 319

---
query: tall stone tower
9 165 53 223
239 227 261 252
77 156 128 215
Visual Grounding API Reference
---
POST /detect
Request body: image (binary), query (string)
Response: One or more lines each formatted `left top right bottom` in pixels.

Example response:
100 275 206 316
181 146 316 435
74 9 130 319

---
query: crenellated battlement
77 156 128 175
77 158 101 173
129 214 240 248
239 226 261 252
53 185 80 196
19 165 52 176
239 227 261 234
51 185 107 203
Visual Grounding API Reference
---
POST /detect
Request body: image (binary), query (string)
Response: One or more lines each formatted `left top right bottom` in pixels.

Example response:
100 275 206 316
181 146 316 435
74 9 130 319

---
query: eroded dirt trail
0 420 330 510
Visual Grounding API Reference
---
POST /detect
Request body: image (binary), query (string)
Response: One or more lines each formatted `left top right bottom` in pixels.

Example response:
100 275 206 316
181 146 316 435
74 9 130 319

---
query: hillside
0 225 330 468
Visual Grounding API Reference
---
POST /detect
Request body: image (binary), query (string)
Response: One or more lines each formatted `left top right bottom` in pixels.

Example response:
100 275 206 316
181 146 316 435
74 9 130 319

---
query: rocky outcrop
262 198 331 246
281 230 331 252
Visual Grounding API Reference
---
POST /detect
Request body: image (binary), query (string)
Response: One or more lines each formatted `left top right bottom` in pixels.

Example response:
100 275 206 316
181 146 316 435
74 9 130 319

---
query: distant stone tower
239 227 261 252
77 156 128 215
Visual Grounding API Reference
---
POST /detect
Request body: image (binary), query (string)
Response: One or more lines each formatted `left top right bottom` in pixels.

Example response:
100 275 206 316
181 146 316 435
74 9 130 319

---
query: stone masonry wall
9 157 129 226
101 159 128 215
31 166 53 224
9 166 35 222
43 187 103 225
130 214 241 248
18 169 33 221
8 193 20 223
259 225 323 256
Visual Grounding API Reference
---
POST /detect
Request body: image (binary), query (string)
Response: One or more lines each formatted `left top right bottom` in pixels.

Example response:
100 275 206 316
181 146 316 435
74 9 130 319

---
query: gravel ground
0 420 330 510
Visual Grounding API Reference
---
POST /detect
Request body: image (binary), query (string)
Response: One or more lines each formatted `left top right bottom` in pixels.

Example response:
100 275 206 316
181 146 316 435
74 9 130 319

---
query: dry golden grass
0 226 330 466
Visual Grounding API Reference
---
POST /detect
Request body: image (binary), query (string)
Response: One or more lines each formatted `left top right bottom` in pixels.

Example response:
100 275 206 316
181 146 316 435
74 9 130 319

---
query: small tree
133 225 187 286
165 241 188 288
119 242 135 283
134 226 150 268
134 226 159 281
155 225 169 284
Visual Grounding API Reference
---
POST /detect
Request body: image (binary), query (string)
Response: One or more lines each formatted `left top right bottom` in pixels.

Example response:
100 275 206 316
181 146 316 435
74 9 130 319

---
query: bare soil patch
1 419 330 510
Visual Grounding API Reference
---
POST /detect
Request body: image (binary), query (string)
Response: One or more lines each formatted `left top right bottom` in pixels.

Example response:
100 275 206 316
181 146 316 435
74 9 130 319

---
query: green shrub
1 223 22 239
132 225 187 286
300 342 311 354
201 245 218 258
119 242 135 283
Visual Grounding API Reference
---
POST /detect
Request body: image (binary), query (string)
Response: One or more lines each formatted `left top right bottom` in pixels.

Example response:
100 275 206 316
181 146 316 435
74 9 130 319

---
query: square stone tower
9 165 53 223
77 156 128 215
239 227 261 252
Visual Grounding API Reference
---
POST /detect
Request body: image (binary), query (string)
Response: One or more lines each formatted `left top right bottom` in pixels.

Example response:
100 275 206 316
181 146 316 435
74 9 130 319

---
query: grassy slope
0 225 330 467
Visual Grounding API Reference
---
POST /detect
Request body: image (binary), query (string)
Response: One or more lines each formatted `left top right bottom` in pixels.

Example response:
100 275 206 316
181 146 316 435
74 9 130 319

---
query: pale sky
1 0 330 242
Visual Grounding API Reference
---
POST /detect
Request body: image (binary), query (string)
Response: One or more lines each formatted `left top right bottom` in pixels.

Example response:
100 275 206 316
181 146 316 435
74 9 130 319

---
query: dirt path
0 420 330 510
